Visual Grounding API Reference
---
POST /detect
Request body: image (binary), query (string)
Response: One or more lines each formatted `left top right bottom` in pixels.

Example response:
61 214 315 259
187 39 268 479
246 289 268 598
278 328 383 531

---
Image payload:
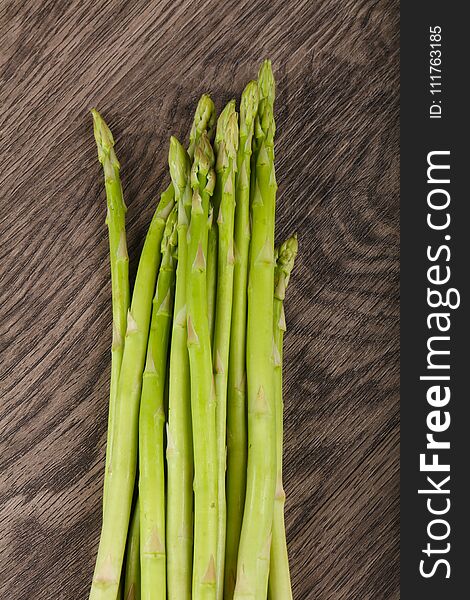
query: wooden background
0 1 399 598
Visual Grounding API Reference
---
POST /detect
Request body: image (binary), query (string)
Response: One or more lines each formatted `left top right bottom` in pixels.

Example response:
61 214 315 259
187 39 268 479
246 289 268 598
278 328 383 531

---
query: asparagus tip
191 132 215 183
169 136 189 191
258 59 275 105
190 94 217 148
282 233 299 258
274 235 298 299
240 80 259 137
90 109 117 166
215 100 239 165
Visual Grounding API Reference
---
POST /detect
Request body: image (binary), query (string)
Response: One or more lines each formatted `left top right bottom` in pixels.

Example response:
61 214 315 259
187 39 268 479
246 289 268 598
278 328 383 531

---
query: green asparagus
89 60 301 600
234 60 277 600
91 110 130 509
89 173 175 600
268 236 297 600
225 80 259 600
186 133 217 600
204 90 219 347
212 100 239 600
166 94 216 600
139 208 178 600
124 500 141 600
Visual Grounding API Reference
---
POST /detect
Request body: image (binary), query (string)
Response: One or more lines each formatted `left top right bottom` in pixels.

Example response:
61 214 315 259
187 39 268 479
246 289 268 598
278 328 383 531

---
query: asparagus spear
89 173 175 600
186 133 217 600
211 100 239 599
124 499 141 600
166 95 216 600
268 236 298 600
203 93 221 345
234 60 277 600
224 81 259 600
206 216 218 345
91 110 130 508
166 136 193 600
139 208 178 600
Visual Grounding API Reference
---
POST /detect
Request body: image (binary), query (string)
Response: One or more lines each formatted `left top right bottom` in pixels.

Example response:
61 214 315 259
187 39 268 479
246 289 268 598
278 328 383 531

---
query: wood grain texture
0 1 399 598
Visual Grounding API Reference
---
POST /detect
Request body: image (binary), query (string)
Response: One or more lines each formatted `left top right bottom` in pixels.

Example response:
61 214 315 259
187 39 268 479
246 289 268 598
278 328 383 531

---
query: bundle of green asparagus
89 60 298 600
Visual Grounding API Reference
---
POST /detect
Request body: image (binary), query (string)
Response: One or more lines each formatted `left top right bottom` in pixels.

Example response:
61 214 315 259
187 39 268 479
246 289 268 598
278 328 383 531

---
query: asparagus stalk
91 110 130 508
89 173 175 600
234 60 277 600
124 499 141 600
211 100 239 599
202 93 219 346
206 216 218 345
166 95 216 600
268 236 298 600
166 136 193 600
225 81 259 600
139 208 178 600
186 133 217 600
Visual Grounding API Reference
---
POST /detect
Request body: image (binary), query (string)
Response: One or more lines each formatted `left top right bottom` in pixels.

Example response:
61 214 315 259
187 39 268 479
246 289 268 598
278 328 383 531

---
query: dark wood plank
0 0 399 598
